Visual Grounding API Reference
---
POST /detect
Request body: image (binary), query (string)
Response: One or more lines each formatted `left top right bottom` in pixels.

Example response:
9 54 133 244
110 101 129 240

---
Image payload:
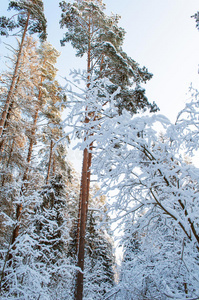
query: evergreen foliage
0 0 47 41
0 37 71 299
59 0 157 115
84 209 115 299
60 2 158 297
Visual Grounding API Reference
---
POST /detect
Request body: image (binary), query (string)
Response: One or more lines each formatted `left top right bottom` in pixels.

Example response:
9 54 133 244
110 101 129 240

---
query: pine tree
84 209 115 299
0 38 69 296
35 174 72 298
0 174 72 299
8 39 65 252
59 1 157 298
0 0 47 137
59 0 157 114
0 37 42 266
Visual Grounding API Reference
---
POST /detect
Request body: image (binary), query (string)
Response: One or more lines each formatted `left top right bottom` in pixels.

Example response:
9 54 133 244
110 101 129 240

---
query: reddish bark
76 144 92 255
75 65 91 300
75 147 88 300
75 15 95 300
76 181 82 254
86 144 92 214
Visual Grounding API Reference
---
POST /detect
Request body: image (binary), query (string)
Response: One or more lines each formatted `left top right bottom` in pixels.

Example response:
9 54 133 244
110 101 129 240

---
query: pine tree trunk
86 144 92 214
75 17 92 299
75 147 88 300
1 139 15 186
10 202 23 247
76 182 82 254
76 147 92 254
0 13 30 138
0 76 20 154
52 152 56 177
46 139 54 184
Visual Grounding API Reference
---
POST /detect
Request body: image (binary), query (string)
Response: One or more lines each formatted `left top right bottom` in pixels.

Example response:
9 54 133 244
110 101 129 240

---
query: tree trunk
0 13 30 137
1 139 15 186
75 15 94 299
52 152 56 176
75 147 88 300
86 143 93 214
0 75 20 154
76 181 82 254
46 139 54 184
76 145 92 254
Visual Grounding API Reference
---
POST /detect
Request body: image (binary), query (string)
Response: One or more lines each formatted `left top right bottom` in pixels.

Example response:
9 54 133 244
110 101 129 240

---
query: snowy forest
0 0 199 299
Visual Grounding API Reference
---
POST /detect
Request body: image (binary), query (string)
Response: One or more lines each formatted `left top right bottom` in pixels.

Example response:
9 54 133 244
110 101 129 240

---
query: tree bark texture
75 147 88 300
76 144 92 254
75 16 93 300
76 182 82 254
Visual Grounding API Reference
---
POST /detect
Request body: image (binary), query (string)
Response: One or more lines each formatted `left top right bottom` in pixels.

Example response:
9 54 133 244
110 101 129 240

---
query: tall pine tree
0 0 47 137
59 1 157 298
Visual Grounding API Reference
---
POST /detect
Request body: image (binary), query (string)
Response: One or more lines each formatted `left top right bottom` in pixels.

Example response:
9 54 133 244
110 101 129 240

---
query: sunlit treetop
59 0 158 114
